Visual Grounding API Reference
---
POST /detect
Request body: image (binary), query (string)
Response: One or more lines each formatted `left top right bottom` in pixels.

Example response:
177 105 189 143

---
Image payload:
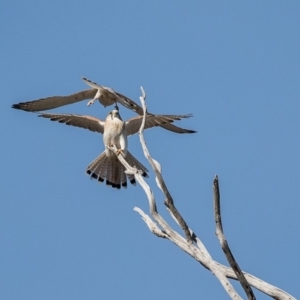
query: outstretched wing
38 113 105 134
12 77 196 134
125 114 194 136
81 78 196 134
82 77 143 113
152 120 196 134
11 77 143 114
12 89 97 112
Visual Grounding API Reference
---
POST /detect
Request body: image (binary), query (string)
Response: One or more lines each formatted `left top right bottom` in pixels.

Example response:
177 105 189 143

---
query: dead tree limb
109 87 296 300
137 87 193 244
213 175 256 300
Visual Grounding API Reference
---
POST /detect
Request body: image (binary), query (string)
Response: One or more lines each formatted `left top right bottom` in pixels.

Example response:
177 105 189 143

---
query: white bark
109 87 296 300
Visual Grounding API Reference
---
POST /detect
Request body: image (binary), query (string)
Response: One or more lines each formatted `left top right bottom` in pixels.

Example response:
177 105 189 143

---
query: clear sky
1 1 299 299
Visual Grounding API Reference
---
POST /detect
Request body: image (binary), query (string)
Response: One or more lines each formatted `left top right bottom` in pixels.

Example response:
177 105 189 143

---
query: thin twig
133 207 168 238
213 175 256 300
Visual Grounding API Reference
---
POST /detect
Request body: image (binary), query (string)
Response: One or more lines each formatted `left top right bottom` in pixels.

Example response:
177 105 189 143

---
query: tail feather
86 152 107 183
87 152 106 174
106 158 121 189
86 150 148 189
119 164 128 188
94 158 107 180
127 174 136 185
98 156 109 181
125 151 149 178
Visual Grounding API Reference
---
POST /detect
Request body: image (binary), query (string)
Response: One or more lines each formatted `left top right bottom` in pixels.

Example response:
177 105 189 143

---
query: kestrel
38 110 194 189
12 77 196 134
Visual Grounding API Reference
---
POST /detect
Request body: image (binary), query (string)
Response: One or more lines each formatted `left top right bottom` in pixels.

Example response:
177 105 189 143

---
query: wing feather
12 89 97 111
82 77 143 114
125 114 195 136
38 113 104 134
12 77 196 134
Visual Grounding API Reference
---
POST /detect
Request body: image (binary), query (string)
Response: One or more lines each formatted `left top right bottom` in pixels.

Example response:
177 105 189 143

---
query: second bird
38 109 194 189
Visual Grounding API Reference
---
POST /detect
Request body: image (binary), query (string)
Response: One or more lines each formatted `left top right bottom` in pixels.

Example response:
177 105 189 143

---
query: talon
87 99 96 106
116 149 123 156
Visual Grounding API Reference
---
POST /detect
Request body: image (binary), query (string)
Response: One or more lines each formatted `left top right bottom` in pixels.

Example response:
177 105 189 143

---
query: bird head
107 110 122 121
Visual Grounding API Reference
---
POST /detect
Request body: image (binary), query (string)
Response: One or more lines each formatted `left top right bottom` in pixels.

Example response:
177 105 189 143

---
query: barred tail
86 151 148 189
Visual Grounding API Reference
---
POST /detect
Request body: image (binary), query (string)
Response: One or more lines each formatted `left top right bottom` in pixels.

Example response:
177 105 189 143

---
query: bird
38 109 194 189
12 77 196 134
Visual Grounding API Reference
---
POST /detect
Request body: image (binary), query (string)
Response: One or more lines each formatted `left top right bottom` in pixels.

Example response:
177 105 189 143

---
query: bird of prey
12 77 196 134
38 110 194 189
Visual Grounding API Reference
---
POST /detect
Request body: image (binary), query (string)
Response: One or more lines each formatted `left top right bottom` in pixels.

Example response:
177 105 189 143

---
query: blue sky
1 1 299 299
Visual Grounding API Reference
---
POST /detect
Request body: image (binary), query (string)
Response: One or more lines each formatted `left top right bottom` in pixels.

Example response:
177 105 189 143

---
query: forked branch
110 88 295 300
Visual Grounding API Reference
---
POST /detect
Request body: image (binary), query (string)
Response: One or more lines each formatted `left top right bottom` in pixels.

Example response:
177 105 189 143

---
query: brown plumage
37 110 194 189
12 77 196 134
86 151 148 189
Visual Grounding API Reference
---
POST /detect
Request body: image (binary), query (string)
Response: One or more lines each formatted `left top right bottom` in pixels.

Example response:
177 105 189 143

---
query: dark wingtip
186 130 197 134
12 103 28 110
175 129 197 134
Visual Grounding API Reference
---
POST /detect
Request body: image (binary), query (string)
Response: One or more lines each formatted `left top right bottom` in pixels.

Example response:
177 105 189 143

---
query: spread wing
151 121 196 134
12 76 196 134
82 77 143 113
38 113 105 134
125 114 194 136
11 77 143 114
12 89 97 112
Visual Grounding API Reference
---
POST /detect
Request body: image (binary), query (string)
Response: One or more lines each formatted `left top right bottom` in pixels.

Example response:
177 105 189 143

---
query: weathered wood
213 175 256 300
109 87 296 300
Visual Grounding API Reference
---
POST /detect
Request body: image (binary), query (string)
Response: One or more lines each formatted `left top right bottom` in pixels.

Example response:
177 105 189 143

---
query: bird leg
87 89 101 106
107 143 123 156
115 149 124 156
87 99 96 106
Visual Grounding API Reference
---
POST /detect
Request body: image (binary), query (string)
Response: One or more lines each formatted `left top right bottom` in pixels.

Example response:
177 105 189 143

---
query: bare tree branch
213 175 256 300
133 207 168 238
108 87 296 300
138 87 193 244
136 87 242 299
